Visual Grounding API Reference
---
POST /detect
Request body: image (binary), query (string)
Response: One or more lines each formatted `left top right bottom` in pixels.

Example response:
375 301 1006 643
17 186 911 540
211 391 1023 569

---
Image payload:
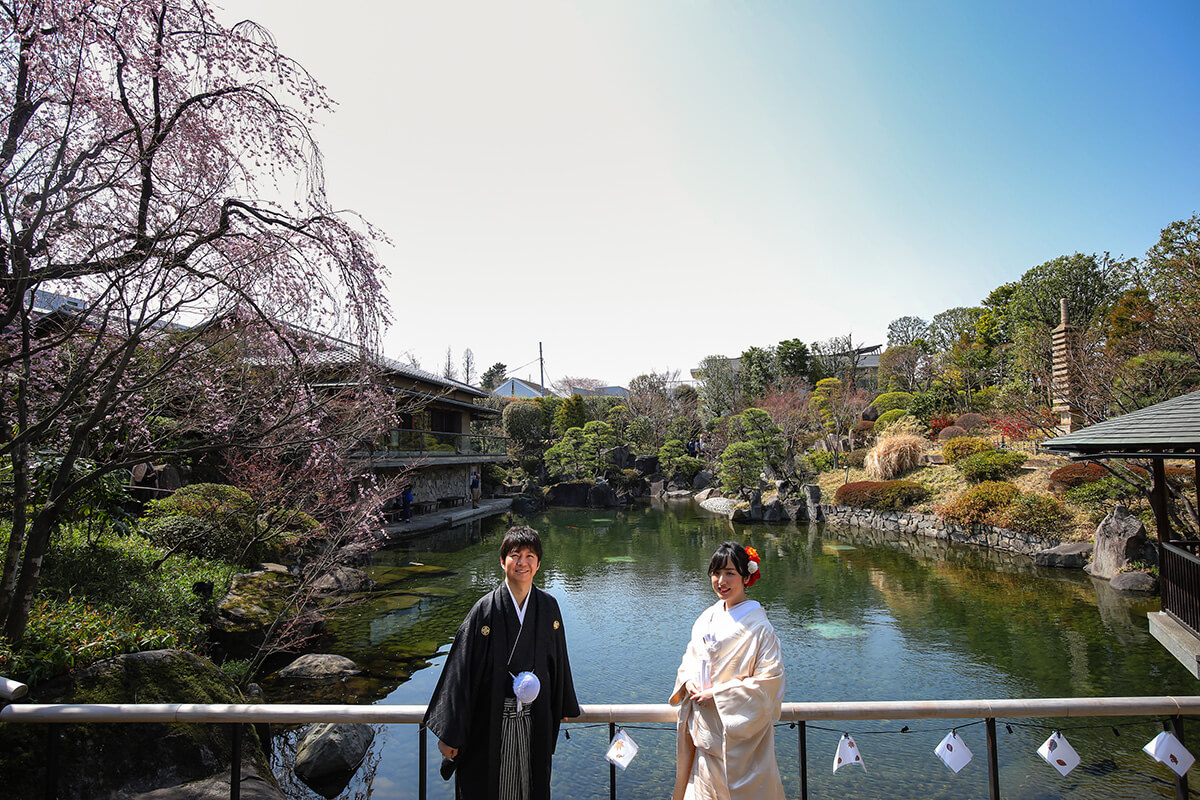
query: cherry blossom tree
0 0 391 641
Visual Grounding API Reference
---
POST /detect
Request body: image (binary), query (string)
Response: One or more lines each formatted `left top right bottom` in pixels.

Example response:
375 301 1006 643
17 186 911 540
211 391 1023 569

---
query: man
424 526 580 800
470 471 481 508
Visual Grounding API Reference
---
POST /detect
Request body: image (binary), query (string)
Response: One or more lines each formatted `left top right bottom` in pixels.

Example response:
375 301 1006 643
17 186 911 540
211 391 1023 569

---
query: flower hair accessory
744 546 762 587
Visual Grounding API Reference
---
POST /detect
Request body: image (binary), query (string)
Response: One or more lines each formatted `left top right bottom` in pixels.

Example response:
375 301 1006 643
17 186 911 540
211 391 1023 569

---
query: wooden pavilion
1041 388 1200 677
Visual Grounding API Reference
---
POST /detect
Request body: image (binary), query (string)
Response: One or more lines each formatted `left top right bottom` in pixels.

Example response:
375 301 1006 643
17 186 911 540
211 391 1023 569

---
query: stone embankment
820 505 1060 557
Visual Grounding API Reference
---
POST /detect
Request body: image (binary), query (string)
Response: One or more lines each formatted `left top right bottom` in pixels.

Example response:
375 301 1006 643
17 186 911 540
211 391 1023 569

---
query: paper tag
605 729 638 771
1144 731 1195 777
833 734 866 773
1038 732 1080 776
935 731 973 774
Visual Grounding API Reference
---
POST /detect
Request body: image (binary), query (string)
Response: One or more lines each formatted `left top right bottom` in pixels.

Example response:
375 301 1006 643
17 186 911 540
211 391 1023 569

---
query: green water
274 501 1196 800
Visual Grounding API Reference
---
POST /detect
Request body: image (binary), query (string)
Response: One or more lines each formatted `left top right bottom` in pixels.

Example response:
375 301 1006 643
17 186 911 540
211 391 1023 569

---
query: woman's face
710 557 748 608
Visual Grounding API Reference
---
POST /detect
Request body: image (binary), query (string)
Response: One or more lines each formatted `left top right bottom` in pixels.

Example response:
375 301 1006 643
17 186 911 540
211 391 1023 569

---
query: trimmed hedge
996 493 1071 536
937 425 966 441
954 450 1028 482
938 481 1019 525
834 480 930 511
942 436 993 465
874 409 909 433
872 391 913 415
842 448 870 468
954 412 986 431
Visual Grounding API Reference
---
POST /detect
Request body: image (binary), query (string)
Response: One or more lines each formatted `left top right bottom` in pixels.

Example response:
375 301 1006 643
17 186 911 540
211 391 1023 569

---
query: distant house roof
494 377 552 399
1040 389 1200 458
570 385 628 398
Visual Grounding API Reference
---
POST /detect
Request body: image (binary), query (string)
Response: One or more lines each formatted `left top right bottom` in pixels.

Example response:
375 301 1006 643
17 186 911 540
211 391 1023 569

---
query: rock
259 562 291 574
667 473 692 492
1090 505 1149 579
1109 571 1159 595
294 723 375 782
543 482 591 507
692 469 714 491
862 404 881 422
694 488 716 502
762 496 788 523
587 482 620 508
277 654 360 679
213 570 305 655
783 498 809 522
3 650 271 800
802 484 825 523
649 479 665 497
730 501 757 522
129 769 284 800
512 496 541 515
665 489 693 499
700 497 739 516
1034 542 1093 569
312 565 376 595
606 445 632 469
632 454 659 475
333 540 376 566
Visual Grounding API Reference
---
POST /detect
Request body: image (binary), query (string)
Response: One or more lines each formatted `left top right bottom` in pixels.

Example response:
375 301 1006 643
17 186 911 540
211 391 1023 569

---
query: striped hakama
499 697 533 800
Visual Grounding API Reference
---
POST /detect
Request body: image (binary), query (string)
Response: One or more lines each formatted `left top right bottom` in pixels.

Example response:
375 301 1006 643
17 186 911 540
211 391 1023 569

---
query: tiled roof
1041 389 1200 456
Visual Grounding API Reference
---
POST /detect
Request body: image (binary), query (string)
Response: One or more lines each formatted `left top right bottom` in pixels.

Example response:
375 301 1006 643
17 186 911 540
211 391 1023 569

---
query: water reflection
274 504 1194 800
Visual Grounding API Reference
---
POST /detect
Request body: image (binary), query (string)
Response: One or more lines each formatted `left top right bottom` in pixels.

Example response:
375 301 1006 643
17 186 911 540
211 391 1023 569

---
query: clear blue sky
234 0 1200 388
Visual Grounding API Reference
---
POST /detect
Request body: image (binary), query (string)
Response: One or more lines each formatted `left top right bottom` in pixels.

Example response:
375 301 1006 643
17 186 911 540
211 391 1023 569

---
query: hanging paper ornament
935 730 973 773
1037 731 1081 776
605 729 638 771
1143 731 1195 777
833 734 866 773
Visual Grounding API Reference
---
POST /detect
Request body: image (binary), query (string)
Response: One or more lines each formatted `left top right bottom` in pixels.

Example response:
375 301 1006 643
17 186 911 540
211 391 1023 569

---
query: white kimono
670 599 785 800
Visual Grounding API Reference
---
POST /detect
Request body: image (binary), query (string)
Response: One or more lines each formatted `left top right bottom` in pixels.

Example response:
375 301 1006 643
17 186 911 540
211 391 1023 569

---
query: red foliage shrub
1048 462 1108 490
955 412 986 431
834 480 930 511
929 414 955 436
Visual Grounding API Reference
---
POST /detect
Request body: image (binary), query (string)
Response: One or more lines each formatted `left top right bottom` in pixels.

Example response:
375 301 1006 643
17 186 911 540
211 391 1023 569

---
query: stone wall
410 464 471 503
821 505 1061 557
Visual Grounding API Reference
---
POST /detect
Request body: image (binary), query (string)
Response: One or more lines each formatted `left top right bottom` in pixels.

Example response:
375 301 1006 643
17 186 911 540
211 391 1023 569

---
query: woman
670 541 785 800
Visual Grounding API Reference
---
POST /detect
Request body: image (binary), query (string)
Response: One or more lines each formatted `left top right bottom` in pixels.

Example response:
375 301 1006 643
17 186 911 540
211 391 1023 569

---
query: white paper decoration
833 733 866 773
605 729 638 771
1037 731 1081 776
1144 731 1195 777
934 730 973 773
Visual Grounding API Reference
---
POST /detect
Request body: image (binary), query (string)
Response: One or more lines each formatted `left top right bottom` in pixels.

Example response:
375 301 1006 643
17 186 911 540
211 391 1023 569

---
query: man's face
502 546 540 589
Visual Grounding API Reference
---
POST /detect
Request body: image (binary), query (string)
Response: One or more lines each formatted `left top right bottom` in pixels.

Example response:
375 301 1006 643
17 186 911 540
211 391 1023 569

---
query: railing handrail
5 696 1200 724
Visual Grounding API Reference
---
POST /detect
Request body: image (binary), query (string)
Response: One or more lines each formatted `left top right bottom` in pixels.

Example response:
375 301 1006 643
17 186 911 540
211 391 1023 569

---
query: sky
229 0 1200 390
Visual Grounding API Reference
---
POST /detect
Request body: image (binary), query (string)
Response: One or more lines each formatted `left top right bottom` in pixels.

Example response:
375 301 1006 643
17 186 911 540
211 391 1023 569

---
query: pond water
270 501 1195 800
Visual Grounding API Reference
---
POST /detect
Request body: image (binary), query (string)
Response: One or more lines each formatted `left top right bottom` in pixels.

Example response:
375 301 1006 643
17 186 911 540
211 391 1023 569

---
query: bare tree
461 348 476 385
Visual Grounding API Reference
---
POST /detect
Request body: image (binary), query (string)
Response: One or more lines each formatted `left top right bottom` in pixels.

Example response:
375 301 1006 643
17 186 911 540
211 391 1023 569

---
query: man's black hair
500 525 543 561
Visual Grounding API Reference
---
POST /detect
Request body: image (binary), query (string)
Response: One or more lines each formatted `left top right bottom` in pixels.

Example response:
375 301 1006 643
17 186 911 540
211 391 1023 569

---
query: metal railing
2 696 1197 800
379 428 509 457
1163 540 1200 637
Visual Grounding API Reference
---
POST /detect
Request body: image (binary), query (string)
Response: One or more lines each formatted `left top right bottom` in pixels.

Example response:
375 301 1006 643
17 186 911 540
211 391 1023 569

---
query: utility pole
539 341 544 392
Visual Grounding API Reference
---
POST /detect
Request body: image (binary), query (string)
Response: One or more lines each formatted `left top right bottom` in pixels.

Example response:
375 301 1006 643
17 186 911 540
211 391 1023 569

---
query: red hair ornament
745 546 762 587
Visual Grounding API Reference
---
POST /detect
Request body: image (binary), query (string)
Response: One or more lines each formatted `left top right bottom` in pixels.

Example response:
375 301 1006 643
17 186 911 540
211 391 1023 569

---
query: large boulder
0 650 270 800
294 723 375 793
761 495 788 523
632 454 659 475
783 497 809 522
587 482 620 508
667 473 692 492
1089 506 1149 579
1109 570 1159 595
543 482 591 507
130 769 283 800
277 654 360 679
605 445 633 469
649 479 666 497
692 469 715 491
311 566 376 595
700 497 739 516
1034 542 1093 569
802 484 825 523
213 570 322 656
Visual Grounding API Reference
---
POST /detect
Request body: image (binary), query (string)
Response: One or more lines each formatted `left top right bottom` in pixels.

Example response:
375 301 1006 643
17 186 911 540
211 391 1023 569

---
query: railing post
44 724 58 800
230 723 241 800
797 721 808 800
609 722 616 800
985 718 999 800
419 724 427 800
1168 716 1187 800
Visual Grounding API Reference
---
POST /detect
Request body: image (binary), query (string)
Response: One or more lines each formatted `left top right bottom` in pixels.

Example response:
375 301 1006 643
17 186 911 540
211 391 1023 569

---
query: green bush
872 391 913 414
842 448 870 469
942 436 994 465
954 450 1027 482
805 449 837 473
834 480 930 511
720 441 762 493
996 493 1072 536
873 408 909 434
938 481 1020 525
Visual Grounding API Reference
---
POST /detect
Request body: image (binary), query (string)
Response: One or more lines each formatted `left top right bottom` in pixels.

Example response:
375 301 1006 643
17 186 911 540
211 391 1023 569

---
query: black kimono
424 584 580 800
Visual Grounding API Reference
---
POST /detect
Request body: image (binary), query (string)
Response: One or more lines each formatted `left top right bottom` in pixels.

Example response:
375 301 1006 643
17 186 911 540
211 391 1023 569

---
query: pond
270 501 1195 800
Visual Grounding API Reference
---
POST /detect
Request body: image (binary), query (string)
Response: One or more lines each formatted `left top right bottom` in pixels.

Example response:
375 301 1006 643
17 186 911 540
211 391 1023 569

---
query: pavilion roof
1040 389 1200 458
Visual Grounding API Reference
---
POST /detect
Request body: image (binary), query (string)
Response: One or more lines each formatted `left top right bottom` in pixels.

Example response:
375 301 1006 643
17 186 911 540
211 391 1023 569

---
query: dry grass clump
877 414 926 439
865 434 926 481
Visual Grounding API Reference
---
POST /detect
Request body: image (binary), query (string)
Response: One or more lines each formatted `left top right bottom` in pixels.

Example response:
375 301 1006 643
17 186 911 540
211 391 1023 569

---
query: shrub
835 480 929 511
609 469 644 493
805 449 837 473
676 456 705 481
872 391 914 415
720 441 762 493
996 493 1072 536
928 414 956 436
938 481 1020 525
865 434 925 480
955 412 986 432
942 436 994 465
874 408 909 434
1048 462 1108 490
954 450 1028 482
937 425 966 441
842 448 870 469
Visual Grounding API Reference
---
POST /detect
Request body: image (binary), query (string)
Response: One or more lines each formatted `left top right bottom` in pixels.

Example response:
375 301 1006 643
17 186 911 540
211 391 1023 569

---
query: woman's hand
687 682 715 706
437 739 458 760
